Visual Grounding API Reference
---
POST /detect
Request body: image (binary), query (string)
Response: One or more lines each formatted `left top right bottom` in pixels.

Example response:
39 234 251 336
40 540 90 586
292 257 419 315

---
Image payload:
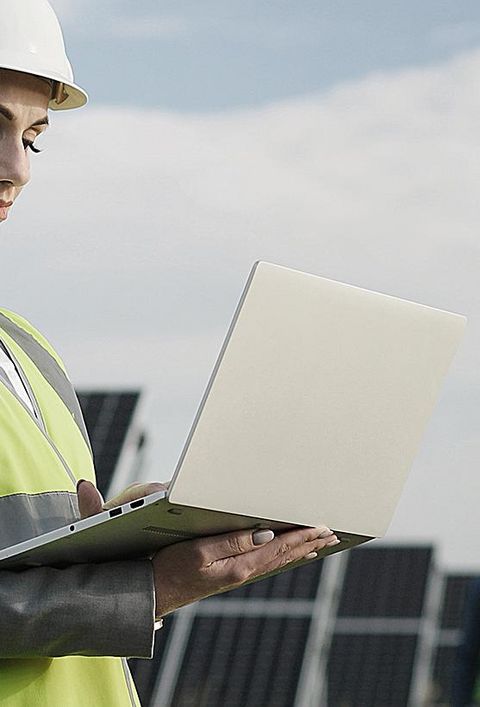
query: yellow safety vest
0 308 142 707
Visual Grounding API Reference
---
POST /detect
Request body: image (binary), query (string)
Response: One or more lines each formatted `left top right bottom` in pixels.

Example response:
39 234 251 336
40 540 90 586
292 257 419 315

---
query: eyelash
22 139 42 154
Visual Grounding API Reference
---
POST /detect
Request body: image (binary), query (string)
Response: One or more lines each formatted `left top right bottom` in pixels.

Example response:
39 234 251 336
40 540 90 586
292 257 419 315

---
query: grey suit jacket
0 560 156 658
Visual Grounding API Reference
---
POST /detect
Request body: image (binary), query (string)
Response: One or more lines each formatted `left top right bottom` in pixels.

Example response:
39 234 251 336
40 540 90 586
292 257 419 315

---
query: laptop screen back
169 262 466 537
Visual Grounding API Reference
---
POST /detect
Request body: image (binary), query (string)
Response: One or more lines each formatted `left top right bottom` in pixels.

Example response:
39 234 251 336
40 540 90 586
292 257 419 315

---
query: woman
0 2 339 705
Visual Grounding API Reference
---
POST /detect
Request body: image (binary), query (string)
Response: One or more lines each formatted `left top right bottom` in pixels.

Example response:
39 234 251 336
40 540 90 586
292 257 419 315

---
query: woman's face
0 69 51 222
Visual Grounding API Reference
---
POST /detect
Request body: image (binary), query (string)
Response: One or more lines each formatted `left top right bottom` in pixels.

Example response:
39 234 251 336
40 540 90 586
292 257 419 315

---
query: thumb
77 479 104 519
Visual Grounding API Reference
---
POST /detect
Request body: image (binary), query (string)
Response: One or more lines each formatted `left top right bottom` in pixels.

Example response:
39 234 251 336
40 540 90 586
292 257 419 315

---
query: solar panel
431 575 480 705
431 645 457 705
170 615 311 707
77 391 140 497
328 633 418 706
337 546 433 618
439 574 476 629
203 557 324 602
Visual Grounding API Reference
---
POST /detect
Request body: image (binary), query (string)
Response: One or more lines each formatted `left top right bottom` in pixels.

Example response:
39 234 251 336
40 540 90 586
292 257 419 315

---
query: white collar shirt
0 341 36 417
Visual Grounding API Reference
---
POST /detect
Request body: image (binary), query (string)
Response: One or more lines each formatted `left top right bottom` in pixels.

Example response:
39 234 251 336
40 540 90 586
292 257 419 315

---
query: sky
2 1 480 569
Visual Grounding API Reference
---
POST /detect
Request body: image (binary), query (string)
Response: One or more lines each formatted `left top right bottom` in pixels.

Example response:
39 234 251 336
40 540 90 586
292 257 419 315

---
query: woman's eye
22 138 42 154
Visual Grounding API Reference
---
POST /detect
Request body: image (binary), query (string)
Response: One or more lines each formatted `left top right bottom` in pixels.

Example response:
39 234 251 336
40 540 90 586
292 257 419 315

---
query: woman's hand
76 480 340 618
77 479 168 519
152 525 339 618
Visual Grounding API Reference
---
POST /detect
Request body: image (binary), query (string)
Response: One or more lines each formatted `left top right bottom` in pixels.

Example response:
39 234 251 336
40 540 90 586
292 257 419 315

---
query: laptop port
130 499 145 509
109 508 122 518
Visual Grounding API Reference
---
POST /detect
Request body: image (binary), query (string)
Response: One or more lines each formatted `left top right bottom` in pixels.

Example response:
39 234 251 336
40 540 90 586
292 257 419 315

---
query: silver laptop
0 261 466 571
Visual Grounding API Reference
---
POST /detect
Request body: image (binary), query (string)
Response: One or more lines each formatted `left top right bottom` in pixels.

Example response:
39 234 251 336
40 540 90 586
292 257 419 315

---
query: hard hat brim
49 81 88 111
0 62 88 110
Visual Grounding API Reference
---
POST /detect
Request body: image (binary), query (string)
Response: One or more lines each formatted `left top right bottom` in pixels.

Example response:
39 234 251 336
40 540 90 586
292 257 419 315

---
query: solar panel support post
150 603 198 707
408 566 446 706
293 553 348 707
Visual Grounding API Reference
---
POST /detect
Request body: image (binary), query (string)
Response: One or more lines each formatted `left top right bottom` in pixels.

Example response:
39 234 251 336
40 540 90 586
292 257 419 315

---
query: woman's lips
0 200 13 221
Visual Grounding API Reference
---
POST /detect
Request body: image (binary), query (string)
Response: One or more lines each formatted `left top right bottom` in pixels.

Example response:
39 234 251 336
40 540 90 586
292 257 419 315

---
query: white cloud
2 50 480 568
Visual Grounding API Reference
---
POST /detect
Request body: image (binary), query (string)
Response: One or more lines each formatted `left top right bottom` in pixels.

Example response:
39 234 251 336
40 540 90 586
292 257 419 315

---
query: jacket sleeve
0 559 156 658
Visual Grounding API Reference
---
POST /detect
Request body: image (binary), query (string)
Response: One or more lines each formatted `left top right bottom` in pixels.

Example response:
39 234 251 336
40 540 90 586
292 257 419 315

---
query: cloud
2 49 480 567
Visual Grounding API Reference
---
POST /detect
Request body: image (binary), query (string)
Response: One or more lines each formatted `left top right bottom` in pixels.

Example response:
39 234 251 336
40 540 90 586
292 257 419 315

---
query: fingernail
253 529 275 546
76 479 87 492
305 551 318 560
318 528 333 538
326 538 341 547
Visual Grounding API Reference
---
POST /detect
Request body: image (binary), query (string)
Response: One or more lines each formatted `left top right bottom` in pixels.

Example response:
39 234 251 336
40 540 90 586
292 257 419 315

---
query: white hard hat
0 0 87 111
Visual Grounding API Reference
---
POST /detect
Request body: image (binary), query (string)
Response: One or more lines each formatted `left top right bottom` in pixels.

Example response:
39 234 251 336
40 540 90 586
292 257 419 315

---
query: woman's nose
0 141 30 189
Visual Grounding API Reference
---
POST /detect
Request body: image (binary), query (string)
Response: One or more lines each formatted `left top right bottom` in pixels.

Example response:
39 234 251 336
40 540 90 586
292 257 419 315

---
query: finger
77 479 104 519
195 525 334 565
103 482 167 510
202 526 337 589
190 528 274 565
244 528 339 574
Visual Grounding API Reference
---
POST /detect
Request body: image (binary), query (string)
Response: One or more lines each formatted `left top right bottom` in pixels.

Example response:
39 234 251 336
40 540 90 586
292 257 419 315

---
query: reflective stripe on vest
0 491 78 550
0 311 92 455
0 309 139 707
